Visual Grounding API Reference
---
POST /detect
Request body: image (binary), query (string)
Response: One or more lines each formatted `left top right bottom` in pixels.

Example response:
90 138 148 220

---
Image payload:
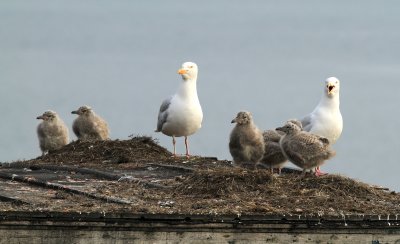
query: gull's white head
177 62 198 81
324 77 340 97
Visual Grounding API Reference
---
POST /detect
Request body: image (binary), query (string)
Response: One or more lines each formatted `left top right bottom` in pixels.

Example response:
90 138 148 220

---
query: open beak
177 69 187 75
327 84 335 94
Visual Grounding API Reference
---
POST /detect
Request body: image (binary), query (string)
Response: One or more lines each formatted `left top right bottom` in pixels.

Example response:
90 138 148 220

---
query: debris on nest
174 168 400 215
176 168 274 197
29 136 172 165
0 136 399 216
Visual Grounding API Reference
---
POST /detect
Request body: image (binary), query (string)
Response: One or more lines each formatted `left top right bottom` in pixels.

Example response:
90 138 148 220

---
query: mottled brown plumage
258 129 286 172
71 105 109 141
258 119 303 173
36 110 69 155
229 111 264 168
276 121 335 174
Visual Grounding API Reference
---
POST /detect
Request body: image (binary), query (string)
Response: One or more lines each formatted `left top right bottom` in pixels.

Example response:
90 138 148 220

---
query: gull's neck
176 77 198 100
317 92 340 109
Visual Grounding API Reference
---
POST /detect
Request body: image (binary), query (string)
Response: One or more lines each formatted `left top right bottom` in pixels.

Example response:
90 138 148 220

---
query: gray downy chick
276 121 335 175
258 119 303 174
229 111 265 168
36 110 69 155
71 105 109 141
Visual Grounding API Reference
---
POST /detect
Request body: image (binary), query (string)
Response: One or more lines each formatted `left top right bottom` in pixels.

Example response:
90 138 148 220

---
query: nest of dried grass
174 169 400 215
30 136 172 165
176 168 274 197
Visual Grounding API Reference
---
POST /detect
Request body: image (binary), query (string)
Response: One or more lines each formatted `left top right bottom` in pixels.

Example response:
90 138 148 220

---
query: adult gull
301 77 343 175
155 62 203 158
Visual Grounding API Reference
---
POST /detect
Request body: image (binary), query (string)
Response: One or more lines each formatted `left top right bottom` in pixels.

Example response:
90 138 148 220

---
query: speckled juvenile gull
229 111 264 169
301 77 343 175
258 119 302 174
72 105 109 141
36 110 69 155
277 121 336 175
155 62 203 158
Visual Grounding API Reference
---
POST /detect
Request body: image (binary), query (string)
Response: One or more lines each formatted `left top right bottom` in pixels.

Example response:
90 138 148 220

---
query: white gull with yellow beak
301 77 343 175
155 62 203 158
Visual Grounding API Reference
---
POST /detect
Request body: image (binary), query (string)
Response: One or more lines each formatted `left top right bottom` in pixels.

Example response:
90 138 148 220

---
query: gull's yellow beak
177 69 187 75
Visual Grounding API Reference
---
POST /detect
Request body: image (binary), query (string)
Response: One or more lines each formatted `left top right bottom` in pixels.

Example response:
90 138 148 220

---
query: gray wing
156 96 172 132
301 114 313 132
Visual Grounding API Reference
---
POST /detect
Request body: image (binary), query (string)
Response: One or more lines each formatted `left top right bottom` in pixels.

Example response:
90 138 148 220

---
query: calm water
1 1 399 191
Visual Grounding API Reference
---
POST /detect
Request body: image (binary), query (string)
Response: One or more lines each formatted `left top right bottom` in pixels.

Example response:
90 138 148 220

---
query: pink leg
172 136 176 157
314 166 328 176
184 136 190 158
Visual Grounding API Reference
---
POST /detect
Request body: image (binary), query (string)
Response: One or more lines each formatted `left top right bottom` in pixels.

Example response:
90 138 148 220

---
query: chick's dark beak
231 119 236 123
36 116 43 120
71 111 78 114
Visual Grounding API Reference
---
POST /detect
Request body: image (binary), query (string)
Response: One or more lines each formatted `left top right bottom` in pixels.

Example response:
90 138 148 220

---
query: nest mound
3 136 399 216
176 168 274 197
29 136 172 165
174 169 400 215
20 136 229 170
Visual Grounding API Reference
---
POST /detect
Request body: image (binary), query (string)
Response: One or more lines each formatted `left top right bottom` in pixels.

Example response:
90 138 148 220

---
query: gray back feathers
156 97 171 132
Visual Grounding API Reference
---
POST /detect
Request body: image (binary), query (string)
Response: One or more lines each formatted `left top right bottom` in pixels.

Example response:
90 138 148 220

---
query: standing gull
276 121 336 175
301 77 343 175
155 62 203 158
72 105 109 141
259 119 302 174
229 111 264 168
36 110 69 155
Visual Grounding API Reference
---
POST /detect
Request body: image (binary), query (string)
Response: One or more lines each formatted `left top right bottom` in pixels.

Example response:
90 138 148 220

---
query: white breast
162 95 203 137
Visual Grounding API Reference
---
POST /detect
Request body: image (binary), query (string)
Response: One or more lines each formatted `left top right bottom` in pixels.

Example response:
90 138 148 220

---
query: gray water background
1 1 399 191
